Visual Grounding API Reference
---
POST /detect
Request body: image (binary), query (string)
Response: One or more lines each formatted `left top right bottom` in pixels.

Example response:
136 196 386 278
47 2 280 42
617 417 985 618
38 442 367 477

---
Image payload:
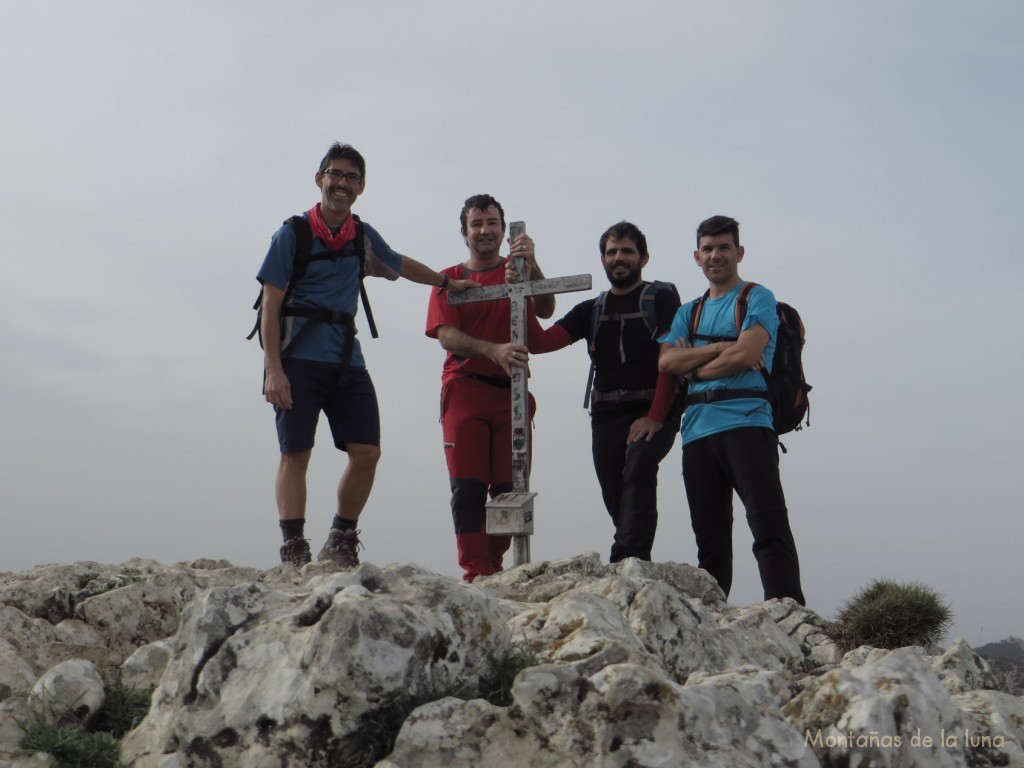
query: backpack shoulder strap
637 281 659 336
352 214 367 275
733 281 773 390
688 290 711 339
589 290 609 344
734 281 758 333
248 215 312 343
583 292 608 408
284 215 314 281
642 280 682 337
351 215 378 339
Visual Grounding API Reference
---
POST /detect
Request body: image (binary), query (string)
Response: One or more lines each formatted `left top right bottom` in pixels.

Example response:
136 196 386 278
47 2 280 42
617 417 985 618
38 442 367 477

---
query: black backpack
583 280 680 408
686 282 810 437
247 214 378 382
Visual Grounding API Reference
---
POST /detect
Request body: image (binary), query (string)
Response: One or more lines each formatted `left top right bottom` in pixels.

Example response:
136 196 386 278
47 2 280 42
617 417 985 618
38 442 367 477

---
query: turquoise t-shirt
660 282 778 445
257 215 403 366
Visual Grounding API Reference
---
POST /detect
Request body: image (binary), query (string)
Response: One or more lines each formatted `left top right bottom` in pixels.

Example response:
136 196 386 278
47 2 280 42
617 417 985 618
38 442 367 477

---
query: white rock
0 556 1019 767
121 640 174 691
933 637 998 694
28 659 104 725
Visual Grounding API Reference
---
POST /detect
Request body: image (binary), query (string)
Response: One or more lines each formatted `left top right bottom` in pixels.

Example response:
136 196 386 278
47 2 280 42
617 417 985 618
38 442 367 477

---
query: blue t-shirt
256 215 403 366
661 282 779 445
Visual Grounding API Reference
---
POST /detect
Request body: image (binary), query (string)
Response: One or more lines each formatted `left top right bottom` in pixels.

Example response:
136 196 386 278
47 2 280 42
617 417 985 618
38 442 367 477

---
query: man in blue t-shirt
659 215 805 605
257 142 475 569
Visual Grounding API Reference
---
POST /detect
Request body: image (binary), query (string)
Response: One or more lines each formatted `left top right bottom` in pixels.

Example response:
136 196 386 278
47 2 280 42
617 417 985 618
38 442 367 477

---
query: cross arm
447 273 592 306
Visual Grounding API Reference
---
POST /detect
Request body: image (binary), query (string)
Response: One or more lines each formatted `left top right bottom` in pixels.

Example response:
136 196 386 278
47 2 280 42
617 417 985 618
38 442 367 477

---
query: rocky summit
1 554 1021 767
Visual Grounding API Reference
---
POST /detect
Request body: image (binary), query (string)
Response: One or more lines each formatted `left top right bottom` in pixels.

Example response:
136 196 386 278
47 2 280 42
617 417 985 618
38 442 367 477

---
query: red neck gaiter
308 204 357 251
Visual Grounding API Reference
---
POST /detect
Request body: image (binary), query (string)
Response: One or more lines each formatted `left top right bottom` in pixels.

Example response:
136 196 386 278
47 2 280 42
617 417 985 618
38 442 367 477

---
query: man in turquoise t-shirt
659 215 805 605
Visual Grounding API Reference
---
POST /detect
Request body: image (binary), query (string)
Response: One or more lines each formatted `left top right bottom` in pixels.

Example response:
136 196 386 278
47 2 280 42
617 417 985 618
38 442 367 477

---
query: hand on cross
491 342 531 377
445 278 479 293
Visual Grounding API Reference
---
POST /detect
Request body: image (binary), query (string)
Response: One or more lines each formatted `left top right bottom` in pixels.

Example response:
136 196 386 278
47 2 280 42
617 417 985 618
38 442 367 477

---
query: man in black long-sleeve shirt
527 221 683 561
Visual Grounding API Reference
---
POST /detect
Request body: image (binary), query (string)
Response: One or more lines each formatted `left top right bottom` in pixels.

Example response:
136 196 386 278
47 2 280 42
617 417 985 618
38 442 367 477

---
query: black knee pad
450 478 488 534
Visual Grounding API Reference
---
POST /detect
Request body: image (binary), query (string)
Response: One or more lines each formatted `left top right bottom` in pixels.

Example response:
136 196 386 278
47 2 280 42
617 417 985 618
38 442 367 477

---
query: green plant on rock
18 681 154 768
829 578 953 653
19 717 121 768
480 641 540 707
92 680 154 737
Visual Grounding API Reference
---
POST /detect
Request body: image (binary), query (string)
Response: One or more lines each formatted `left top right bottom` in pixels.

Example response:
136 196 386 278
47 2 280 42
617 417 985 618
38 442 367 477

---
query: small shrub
480 642 540 707
93 681 154 737
18 680 153 767
830 578 953 653
19 717 120 768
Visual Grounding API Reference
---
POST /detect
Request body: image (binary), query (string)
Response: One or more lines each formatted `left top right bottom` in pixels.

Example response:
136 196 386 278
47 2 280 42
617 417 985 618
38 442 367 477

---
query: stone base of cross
447 245 591 566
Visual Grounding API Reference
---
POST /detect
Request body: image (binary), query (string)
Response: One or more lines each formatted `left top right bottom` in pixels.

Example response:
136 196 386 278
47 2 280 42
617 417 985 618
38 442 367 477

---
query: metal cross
447 222 591 565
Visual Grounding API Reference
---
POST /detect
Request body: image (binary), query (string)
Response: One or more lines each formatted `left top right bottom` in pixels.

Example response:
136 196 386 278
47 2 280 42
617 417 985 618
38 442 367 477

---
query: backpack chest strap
690 332 737 343
685 387 767 406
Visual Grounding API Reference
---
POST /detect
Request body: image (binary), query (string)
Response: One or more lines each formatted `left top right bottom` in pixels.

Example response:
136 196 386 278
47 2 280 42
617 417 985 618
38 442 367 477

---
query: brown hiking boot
280 537 312 567
317 529 362 568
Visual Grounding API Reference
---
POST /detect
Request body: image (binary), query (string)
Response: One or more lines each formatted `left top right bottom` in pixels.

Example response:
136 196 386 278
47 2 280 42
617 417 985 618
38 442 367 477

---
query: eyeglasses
321 168 364 183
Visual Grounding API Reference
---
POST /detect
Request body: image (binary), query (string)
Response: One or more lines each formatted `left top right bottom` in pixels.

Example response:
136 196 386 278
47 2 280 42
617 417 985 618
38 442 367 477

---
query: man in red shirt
425 194 557 581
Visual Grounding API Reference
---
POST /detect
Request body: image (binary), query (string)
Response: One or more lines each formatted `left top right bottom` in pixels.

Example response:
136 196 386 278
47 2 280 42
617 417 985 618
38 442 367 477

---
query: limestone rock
0 697 36 762
29 659 105 725
784 646 1024 767
119 562 520 767
0 554 1021 767
933 637 998 694
121 640 174 691
385 662 819 767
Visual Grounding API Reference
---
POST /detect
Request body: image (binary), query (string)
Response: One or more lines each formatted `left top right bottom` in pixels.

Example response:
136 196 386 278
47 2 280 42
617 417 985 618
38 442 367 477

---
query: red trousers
441 376 535 581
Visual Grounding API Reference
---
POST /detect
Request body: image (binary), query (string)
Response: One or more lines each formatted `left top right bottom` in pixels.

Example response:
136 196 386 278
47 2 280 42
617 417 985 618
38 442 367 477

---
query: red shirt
425 259 553 386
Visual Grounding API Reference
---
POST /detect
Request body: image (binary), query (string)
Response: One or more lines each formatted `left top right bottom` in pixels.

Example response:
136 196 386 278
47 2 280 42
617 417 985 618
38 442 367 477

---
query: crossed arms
658 324 769 381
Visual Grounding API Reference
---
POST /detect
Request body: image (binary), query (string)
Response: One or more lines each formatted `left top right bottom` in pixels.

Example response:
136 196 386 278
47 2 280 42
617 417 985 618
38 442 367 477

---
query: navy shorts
275 358 381 453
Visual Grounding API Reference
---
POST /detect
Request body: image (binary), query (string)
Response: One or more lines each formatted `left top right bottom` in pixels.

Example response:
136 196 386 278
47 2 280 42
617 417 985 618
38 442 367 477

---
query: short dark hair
460 194 506 234
696 215 740 247
318 143 366 178
599 221 648 259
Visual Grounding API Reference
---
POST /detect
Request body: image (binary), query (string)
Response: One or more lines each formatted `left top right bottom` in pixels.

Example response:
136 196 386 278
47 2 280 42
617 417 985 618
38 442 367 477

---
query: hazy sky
2 1 1021 645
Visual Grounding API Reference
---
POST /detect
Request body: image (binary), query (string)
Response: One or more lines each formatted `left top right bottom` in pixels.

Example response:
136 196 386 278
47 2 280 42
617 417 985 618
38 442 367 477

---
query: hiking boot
280 537 311 567
317 529 362 568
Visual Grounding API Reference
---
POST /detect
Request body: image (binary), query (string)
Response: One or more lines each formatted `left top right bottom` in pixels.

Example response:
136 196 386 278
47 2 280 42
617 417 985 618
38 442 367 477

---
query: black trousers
591 406 680 562
682 427 805 604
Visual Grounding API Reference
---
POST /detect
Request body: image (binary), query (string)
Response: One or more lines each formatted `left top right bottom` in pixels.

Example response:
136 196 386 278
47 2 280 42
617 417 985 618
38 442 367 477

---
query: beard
605 262 642 289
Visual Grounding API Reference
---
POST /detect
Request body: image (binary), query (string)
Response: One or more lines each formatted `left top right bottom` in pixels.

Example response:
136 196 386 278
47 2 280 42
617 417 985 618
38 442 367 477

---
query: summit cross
447 222 591 565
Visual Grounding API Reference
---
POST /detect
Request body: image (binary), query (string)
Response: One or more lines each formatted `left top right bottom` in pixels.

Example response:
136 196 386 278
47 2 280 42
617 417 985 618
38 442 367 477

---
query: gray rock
29 659 105 725
121 641 174 691
0 555 1020 767
933 637 998 694
386 662 819 767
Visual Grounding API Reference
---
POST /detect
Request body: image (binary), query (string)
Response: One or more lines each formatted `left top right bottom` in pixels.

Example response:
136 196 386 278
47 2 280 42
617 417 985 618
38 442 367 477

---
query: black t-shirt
556 282 681 398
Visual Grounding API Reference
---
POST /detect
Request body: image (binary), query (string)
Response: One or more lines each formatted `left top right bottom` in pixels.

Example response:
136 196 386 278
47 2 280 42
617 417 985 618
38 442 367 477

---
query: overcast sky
2 1 1021 645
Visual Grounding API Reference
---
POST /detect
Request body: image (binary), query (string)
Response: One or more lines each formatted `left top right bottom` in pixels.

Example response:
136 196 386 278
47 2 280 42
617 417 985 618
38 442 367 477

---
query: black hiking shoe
280 537 312 567
317 529 362 568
